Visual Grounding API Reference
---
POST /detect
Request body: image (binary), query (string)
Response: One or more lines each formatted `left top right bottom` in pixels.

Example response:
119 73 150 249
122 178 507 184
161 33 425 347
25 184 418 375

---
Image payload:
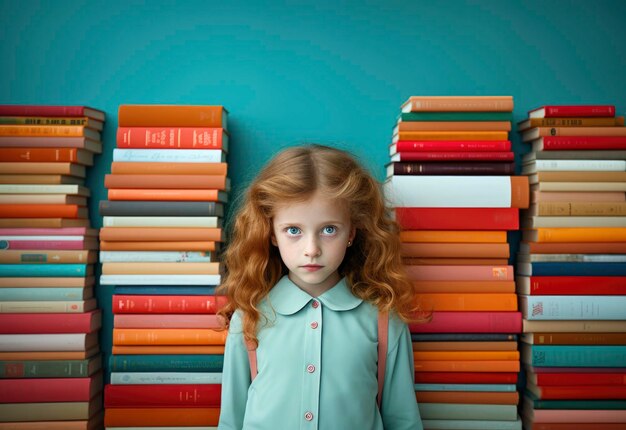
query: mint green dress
218 276 423 429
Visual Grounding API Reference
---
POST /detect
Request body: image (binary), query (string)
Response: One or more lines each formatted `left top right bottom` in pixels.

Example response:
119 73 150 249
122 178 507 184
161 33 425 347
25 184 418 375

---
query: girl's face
271 191 355 297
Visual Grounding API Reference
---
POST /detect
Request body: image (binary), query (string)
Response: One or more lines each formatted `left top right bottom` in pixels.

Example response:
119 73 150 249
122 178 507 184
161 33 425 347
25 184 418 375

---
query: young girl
217 144 424 430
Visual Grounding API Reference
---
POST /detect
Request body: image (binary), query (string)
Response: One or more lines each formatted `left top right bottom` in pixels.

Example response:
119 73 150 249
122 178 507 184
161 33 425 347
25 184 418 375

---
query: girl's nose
304 236 321 257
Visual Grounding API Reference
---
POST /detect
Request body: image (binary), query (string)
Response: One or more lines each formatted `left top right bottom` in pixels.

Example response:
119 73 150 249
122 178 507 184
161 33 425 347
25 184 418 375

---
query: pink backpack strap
377 311 389 408
246 311 389 408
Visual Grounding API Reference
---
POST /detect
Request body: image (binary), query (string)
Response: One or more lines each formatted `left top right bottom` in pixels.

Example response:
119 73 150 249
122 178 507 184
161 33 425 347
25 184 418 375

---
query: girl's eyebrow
276 221 346 227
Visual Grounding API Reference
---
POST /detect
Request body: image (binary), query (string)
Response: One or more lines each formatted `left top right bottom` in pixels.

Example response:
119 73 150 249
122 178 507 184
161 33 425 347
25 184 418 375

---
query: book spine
543 105 616 117
395 151 515 161
409 311 522 333
112 328 227 345
109 354 223 372
0 287 90 301
109 372 222 384
0 264 88 277
101 274 221 286
112 149 224 163
104 384 221 407
536 202 626 216
0 376 97 402
107 188 222 202
394 140 511 151
0 240 88 250
112 295 227 314
113 286 217 296
0 250 93 264
392 162 515 176
116 127 225 149
102 216 219 227
521 295 626 320
0 299 93 313
0 105 92 117
0 116 93 126
0 359 92 377
118 105 225 127
540 136 626 150
407 97 514 112
520 262 626 276
0 125 91 138
0 333 89 351
0 311 99 334
99 201 222 217
396 208 519 230
99 251 212 262
414 372 518 384
532 159 626 171
529 345 626 367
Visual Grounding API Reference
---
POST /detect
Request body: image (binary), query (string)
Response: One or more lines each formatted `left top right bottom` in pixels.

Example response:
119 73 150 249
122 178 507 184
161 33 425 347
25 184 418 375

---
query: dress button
312 300 319 309
310 321 318 329
304 411 314 421
306 364 316 373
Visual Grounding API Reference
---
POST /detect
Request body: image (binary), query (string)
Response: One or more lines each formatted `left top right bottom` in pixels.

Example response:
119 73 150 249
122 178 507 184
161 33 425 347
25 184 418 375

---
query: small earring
347 240 352 247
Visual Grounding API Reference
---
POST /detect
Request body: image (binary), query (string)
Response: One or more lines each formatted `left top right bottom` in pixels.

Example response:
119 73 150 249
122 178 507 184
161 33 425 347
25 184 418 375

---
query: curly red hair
217 144 426 346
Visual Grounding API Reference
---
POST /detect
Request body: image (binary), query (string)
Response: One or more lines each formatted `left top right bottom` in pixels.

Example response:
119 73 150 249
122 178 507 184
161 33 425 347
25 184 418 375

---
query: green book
109 354 223 372
526 392 626 410
0 356 101 378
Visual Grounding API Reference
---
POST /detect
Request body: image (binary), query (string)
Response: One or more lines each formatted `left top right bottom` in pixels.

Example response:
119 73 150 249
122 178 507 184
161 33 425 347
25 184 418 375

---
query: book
0 195 86 205
0 174 84 185
414 280 515 293
406 265 514 281
0 373 102 402
517 261 626 276
417 402 518 421
400 111 513 122
527 371 626 386
99 200 223 217
521 344 626 367
100 227 222 242
0 204 88 219
0 148 93 165
0 298 97 313
0 124 100 140
0 332 98 351
401 96 514 113
517 116 625 130
100 251 213 263
401 230 507 243
388 162 515 176
0 264 92 277
532 136 626 151
527 202 626 216
100 274 221 285
522 333 626 345
416 391 519 405
117 126 227 150
111 345 224 355
522 126 626 142
0 287 93 301
415 293 518 311
0 348 99 360
0 276 94 288
413 340 518 351
516 276 626 295
520 254 626 263
528 105 616 118
522 319 626 333
390 140 512 153
0 310 101 334
394 121 512 133
113 286 218 295
107 188 228 202
112 148 226 163
390 151 515 162
393 131 509 143
104 384 221 407
402 243 509 258
0 184 89 196
415 360 520 373
385 176 528 208
522 159 626 173
0 397 102 421
0 105 105 121
519 295 626 320
102 262 219 275
102 216 220 228
109 354 223 372
0 115 103 129
111 161 228 175
104 407 220 427
406 258 509 266
414 372 518 384
421 418 522 430
100 241 219 252
0 250 96 264
0 218 90 228
112 295 227 314
521 242 626 254
112 328 227 345
0 162 86 177
109 372 222 385
118 105 227 128
529 171 626 183
0 356 101 377
409 311 522 333
411 333 517 342
397 208 519 231
522 216 626 228
414 350 519 361
523 149 626 161
523 227 626 242
104 174 229 190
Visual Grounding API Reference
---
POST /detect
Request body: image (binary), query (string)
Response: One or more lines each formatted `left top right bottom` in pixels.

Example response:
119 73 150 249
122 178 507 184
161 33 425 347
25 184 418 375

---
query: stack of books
100 105 229 428
385 96 525 430
517 104 626 429
0 105 104 428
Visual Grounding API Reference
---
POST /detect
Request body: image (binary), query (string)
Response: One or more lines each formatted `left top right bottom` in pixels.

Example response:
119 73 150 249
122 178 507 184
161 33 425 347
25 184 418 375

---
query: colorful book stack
100 105 229 429
517 104 626 430
385 96 526 430
0 105 104 428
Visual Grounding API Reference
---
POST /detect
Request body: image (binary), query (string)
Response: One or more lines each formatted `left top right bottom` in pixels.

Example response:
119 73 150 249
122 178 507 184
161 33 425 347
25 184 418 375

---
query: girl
218 144 424 430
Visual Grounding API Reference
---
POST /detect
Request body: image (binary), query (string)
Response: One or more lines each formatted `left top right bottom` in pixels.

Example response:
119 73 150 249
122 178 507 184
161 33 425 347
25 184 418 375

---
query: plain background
2 0 626 379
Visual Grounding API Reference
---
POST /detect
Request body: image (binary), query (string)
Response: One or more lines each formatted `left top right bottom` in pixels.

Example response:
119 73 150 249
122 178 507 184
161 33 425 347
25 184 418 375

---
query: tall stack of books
0 105 104 428
100 105 228 428
517 104 626 429
385 96 525 430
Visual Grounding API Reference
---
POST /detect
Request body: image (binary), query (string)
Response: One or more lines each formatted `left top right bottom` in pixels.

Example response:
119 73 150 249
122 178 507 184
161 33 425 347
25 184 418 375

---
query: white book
536 182 626 192
113 149 225 163
522 159 626 173
0 333 96 351
521 216 626 228
103 216 220 228
519 295 626 320
384 176 513 208
100 274 221 285
0 184 90 196
100 251 213 263
110 372 222 385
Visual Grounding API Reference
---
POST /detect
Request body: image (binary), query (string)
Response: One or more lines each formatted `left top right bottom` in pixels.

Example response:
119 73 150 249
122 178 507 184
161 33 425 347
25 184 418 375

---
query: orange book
0 148 93 165
396 121 511 132
100 241 218 251
415 293 517 311
104 407 220 427
413 341 519 351
401 243 509 258
112 328 227 345
416 390 519 405
403 258 509 266
104 174 228 190
413 280 515 294
400 230 507 243
118 105 227 128
0 162 85 177
99 227 222 242
415 360 520 372
518 116 625 130
0 125 99 140
108 188 227 202
401 96 514 112
523 227 626 242
0 218 90 228
396 130 508 142
111 161 228 175
117 126 226 149
0 174 83 185
532 171 626 183
0 204 87 218
414 350 519 361
111 345 225 355
523 242 626 254
102 262 220 275
0 346 99 360
522 126 626 141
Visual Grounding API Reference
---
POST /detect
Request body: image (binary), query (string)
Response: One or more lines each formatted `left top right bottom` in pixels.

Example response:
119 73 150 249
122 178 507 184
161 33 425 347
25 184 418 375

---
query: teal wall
2 0 625 378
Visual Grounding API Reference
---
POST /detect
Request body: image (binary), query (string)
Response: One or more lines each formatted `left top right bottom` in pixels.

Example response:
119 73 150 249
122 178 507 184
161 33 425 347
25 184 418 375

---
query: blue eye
322 226 336 235
286 227 301 236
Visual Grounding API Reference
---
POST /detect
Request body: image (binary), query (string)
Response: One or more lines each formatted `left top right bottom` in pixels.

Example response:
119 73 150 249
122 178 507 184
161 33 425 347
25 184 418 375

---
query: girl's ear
271 233 278 246
349 227 356 244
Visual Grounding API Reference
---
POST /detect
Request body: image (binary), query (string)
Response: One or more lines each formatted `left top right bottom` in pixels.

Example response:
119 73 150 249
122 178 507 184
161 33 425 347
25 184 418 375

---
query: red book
105 384 221 407
396 207 519 230
414 372 518 384
116 127 227 150
391 151 514 162
529 384 626 400
0 228 94 235
0 373 102 402
534 136 626 151
112 295 228 314
392 140 511 152
529 105 615 118
530 372 626 386
0 105 105 121
0 239 96 250
519 276 626 295
0 310 101 334
409 311 522 334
